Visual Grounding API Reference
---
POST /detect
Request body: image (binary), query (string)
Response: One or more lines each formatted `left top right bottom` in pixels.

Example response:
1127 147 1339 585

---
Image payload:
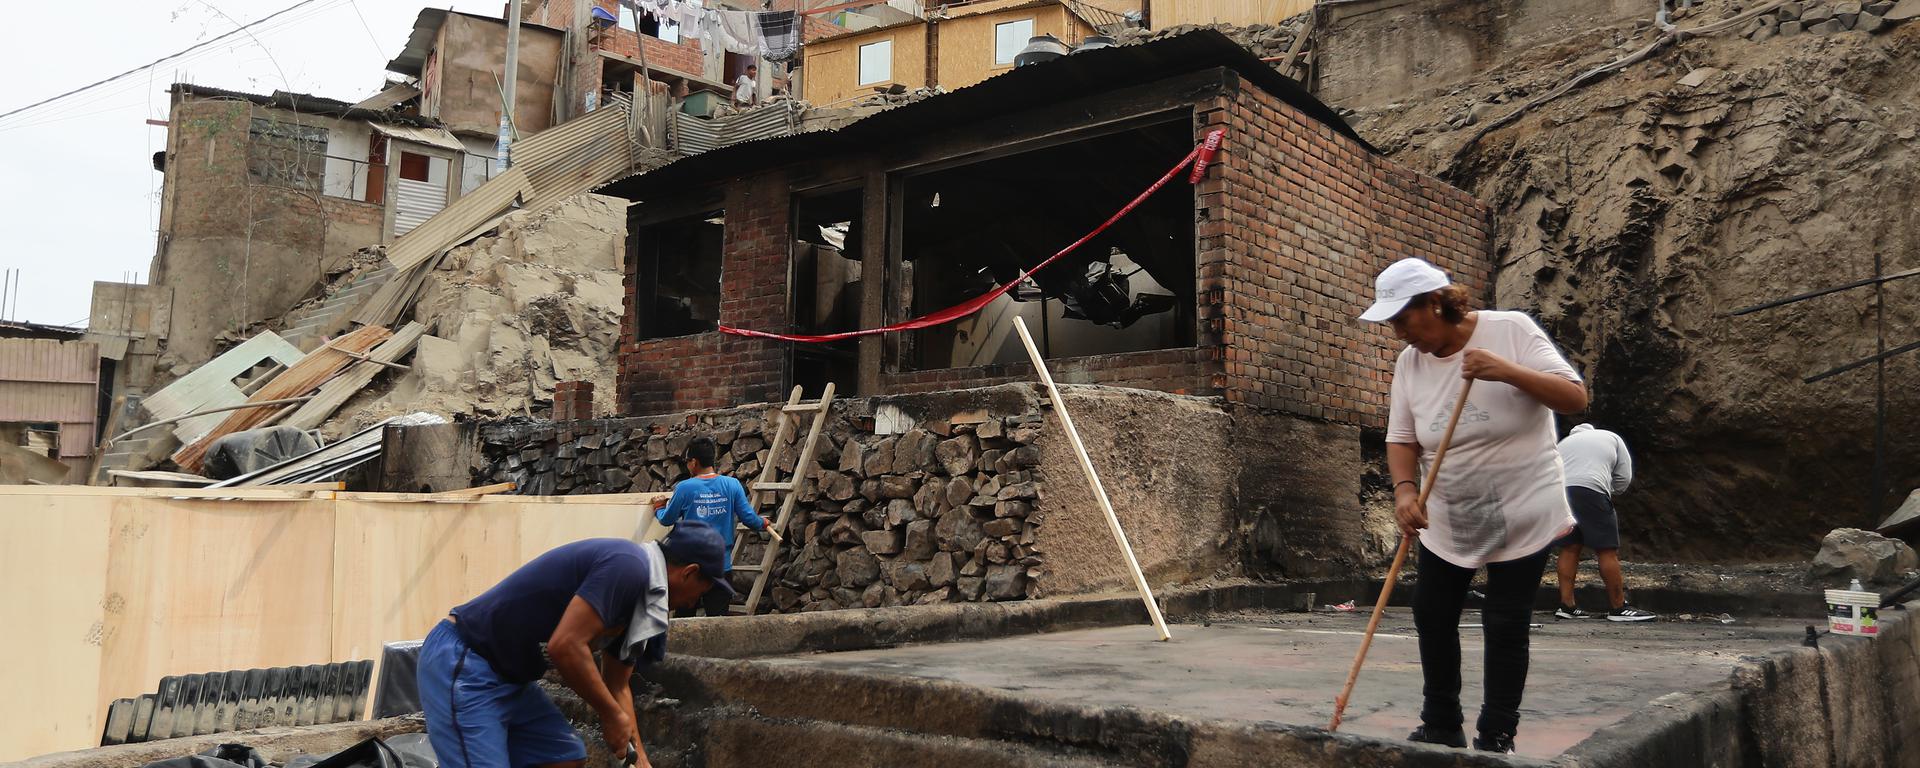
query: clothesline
616 0 801 62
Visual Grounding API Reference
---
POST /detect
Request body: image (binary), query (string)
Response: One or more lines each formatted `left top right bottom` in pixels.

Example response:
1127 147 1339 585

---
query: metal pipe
107 395 318 445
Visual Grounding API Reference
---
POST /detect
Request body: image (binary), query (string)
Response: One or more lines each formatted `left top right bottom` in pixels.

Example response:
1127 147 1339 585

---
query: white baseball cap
1358 258 1452 323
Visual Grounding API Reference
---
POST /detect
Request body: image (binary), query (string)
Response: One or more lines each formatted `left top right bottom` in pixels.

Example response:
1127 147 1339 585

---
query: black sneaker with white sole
1553 605 1592 620
1473 734 1517 753
1408 725 1468 748
1608 605 1657 622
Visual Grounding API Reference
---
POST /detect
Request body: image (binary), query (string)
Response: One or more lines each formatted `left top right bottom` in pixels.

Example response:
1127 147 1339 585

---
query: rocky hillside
1347 5 1920 560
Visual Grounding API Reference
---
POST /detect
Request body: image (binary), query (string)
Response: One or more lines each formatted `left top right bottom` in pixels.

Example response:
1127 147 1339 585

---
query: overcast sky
0 0 499 327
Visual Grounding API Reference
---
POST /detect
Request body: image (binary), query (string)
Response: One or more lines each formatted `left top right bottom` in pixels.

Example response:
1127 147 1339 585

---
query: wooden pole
1328 379 1475 732
1012 316 1171 641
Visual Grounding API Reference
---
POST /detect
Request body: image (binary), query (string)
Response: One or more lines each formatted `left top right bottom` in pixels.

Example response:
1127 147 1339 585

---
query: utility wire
0 0 329 122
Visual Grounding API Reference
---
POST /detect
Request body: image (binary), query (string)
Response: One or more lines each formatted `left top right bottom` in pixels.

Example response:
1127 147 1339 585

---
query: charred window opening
792 188 864 394
634 211 723 340
895 119 1195 371
247 118 326 192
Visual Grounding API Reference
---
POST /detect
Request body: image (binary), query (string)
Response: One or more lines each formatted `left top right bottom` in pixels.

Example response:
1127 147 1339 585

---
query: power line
0 0 330 122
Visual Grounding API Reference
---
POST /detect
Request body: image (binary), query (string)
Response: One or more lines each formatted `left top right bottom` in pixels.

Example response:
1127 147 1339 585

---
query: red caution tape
1188 128 1226 184
721 132 1223 344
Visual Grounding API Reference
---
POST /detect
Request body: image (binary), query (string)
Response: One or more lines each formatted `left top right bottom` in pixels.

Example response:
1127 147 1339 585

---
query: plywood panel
93 496 337 732
1150 0 1312 27
0 494 111 761
803 26 928 106
516 496 669 564
329 499 520 663
936 6 1080 91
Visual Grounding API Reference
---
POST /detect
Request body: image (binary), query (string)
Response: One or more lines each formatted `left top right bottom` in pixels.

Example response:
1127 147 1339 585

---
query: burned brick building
602 31 1490 575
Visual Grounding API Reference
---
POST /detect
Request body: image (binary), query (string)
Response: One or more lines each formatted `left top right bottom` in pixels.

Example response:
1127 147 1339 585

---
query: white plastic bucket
1826 589 1880 637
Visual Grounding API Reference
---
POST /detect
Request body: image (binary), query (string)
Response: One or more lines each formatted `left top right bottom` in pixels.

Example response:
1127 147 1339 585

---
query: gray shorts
1558 486 1620 551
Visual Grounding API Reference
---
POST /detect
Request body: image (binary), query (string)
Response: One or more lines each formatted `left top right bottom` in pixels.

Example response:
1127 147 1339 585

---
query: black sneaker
1408 725 1467 748
1554 604 1591 620
1473 733 1516 753
1607 605 1657 622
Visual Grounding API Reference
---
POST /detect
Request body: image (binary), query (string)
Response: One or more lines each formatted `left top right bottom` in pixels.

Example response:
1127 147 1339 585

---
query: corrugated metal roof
671 103 800 156
372 122 466 153
604 30 1372 199
382 166 533 271
517 98 637 203
0 382 96 422
173 84 441 128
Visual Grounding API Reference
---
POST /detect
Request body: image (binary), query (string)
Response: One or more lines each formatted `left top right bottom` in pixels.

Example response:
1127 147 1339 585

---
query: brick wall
614 69 1490 422
1202 76 1490 429
528 0 708 79
619 173 791 415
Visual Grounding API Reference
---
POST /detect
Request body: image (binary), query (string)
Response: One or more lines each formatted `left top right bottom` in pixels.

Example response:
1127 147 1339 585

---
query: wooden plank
0 485 326 501
744 383 836 614
1149 0 1310 26
0 492 111 761
94 495 338 738
327 483 518 504
172 326 393 473
281 322 426 430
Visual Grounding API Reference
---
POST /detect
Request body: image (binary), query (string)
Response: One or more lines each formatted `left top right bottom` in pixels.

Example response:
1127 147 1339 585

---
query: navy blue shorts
417 621 587 768
1558 486 1621 551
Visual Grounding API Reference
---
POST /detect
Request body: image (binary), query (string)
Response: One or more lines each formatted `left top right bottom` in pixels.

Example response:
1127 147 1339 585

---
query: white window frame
994 18 1035 66
858 40 893 86
618 5 638 31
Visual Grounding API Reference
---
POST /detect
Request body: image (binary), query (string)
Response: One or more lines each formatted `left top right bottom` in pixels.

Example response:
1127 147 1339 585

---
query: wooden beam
858 166 887 396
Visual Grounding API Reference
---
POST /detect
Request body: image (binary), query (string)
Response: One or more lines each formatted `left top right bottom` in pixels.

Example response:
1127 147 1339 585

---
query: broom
1329 380 1474 732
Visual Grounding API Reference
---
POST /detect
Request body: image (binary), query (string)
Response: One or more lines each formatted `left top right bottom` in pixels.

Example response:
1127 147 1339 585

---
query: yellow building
802 0 1141 107
1148 0 1313 27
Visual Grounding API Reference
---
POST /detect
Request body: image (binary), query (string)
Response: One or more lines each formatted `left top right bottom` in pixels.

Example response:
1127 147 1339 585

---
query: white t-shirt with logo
1387 310 1580 569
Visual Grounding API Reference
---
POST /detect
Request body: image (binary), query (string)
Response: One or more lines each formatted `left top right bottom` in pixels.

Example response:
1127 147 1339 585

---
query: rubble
1807 527 1918 585
320 194 627 436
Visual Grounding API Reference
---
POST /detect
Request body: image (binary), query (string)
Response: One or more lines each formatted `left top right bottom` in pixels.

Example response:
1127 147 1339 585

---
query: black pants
673 581 733 618
1412 541 1550 739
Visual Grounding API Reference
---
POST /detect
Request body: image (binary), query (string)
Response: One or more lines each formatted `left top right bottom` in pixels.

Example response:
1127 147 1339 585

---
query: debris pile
319 194 628 436
478 406 1052 612
1349 5 1920 559
1113 19 1306 60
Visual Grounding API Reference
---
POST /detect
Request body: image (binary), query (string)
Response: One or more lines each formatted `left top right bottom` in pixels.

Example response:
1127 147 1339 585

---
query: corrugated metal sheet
372 122 467 153
382 166 532 271
671 104 800 157
0 339 98 458
0 338 98 383
99 661 374 746
393 178 449 236
515 98 636 204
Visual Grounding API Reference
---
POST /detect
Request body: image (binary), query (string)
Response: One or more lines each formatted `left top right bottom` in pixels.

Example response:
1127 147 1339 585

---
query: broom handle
1329 378 1475 732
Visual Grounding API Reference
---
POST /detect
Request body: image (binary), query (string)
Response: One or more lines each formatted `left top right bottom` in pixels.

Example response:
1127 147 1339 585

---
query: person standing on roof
1358 257 1588 755
653 435 778 616
1552 424 1655 622
416 521 734 768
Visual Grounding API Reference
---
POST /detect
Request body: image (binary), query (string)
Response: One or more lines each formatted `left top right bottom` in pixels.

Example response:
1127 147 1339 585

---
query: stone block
945 475 975 508
862 582 887 608
1778 1 1804 18
828 515 866 547
984 564 1027 600
835 548 880 588
878 475 917 499
983 518 1020 538
861 528 904 555
1808 527 1919 585
1004 445 1042 469
956 575 985 600
915 587 954 605
820 471 856 501
960 554 985 577
903 519 936 560
893 429 938 472
935 434 980 476
997 482 1040 501
888 560 931 591
928 552 957 587
859 479 881 503
993 500 1030 519
936 508 987 553
1835 0 1863 24
1780 19 1804 34
1818 17 1848 31
1802 4 1834 22
914 476 950 515
886 498 917 526
1856 11 1885 30
863 437 896 475
838 441 864 474
986 541 1012 564
1867 0 1895 13
975 419 1003 439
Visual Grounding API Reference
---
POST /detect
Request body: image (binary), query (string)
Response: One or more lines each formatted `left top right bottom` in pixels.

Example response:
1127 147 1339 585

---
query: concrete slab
763 612 1809 760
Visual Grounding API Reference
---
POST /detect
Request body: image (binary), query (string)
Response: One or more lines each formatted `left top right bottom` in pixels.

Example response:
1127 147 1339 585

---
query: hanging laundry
756 10 799 62
716 9 762 55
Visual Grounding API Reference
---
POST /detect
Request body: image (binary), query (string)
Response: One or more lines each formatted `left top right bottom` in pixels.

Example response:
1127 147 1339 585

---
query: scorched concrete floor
761 611 1812 759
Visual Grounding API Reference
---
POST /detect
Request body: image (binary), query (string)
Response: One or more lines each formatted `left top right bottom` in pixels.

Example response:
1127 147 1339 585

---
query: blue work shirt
450 538 651 683
657 474 765 570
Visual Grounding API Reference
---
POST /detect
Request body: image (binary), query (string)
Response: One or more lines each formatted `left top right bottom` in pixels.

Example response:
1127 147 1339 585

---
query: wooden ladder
728 383 836 615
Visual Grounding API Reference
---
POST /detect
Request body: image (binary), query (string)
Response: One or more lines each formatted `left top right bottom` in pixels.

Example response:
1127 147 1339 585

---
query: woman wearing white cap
1357 257 1587 754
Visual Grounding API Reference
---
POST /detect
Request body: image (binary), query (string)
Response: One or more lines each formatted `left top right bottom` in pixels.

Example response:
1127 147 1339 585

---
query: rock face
1807 527 1918 585
1349 17 1920 560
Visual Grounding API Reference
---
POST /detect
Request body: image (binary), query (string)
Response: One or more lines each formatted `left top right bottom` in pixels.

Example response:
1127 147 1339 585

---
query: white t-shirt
1387 310 1580 569
733 74 755 104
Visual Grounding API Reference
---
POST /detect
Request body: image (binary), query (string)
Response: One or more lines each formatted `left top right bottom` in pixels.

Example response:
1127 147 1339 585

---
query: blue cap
658 520 736 600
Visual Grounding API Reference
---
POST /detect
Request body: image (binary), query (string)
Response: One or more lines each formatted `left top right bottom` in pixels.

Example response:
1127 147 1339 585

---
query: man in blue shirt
654 436 777 616
416 521 733 768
